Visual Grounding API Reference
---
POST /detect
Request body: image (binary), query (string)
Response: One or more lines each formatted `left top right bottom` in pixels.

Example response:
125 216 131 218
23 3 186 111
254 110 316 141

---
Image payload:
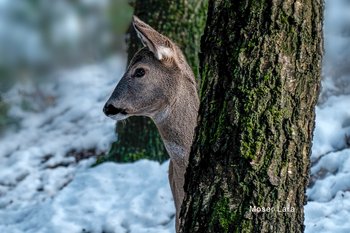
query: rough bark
108 0 208 162
180 0 323 232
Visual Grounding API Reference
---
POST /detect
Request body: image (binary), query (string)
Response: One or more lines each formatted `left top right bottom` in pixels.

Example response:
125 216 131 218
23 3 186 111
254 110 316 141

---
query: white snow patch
311 95 350 160
0 160 175 233
306 191 350 233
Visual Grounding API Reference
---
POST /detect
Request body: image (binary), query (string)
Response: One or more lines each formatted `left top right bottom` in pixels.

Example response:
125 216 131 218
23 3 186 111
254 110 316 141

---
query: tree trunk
180 1 323 232
0 95 8 133
107 0 208 163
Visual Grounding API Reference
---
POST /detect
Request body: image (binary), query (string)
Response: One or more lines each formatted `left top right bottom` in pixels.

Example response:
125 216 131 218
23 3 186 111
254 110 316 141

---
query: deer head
103 16 193 122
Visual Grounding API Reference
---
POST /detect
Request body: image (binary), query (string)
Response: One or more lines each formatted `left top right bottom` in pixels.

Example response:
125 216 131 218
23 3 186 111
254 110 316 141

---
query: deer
103 16 199 232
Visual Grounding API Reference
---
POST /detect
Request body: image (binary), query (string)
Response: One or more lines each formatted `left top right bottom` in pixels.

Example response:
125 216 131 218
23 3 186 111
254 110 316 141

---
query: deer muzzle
103 103 128 117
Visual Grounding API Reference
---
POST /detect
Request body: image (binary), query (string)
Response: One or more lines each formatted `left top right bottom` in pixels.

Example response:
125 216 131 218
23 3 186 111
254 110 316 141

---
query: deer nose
103 103 127 116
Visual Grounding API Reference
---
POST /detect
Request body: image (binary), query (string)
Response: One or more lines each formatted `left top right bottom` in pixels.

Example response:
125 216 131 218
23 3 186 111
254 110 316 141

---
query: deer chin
109 113 129 121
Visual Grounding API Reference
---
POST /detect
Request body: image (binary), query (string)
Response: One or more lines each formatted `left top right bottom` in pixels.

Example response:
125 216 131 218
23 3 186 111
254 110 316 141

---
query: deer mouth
103 104 129 120
113 108 128 115
108 109 129 121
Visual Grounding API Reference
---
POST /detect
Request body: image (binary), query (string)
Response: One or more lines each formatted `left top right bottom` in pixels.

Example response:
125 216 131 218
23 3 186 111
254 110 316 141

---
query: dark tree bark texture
181 0 323 232
108 0 208 163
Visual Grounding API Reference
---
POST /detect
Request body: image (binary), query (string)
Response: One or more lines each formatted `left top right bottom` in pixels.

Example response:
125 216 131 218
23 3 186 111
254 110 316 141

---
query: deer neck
152 81 199 163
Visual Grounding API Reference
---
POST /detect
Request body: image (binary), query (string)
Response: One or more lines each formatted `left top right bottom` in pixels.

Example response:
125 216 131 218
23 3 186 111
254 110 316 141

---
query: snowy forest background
0 0 349 232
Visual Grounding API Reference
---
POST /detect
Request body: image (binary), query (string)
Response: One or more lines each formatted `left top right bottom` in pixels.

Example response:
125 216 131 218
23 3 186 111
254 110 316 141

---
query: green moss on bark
181 0 323 232
210 197 235 232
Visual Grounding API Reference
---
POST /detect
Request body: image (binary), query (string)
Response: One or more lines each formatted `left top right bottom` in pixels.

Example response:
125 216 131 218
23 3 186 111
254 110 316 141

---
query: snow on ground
0 57 175 233
305 0 350 232
0 161 174 233
305 94 350 233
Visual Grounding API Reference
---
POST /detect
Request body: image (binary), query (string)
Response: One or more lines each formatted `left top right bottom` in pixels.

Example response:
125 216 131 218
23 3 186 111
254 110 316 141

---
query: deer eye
133 68 145 78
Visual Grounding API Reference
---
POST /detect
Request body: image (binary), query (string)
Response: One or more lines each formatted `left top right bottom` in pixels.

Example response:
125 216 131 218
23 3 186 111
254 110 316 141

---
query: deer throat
163 140 188 161
153 100 198 162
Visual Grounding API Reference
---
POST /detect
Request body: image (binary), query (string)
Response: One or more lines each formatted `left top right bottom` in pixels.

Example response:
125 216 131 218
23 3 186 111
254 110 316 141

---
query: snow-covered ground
0 57 175 233
305 95 350 233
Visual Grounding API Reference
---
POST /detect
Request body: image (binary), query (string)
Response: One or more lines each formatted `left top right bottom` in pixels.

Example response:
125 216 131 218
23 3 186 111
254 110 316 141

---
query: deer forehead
129 51 178 76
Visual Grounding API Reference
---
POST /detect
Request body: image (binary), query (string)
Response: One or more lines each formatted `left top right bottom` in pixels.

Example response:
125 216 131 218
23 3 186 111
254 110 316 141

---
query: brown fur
104 16 199 232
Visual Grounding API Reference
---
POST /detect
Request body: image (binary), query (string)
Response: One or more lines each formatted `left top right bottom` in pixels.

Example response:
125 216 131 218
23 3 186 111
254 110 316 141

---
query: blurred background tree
104 0 209 163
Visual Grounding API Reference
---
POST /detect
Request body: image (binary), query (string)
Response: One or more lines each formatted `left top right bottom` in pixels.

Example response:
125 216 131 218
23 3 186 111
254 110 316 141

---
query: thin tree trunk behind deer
180 0 323 232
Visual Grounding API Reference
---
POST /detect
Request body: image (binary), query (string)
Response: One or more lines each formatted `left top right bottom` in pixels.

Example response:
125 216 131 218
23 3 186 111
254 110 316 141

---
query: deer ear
132 16 175 61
